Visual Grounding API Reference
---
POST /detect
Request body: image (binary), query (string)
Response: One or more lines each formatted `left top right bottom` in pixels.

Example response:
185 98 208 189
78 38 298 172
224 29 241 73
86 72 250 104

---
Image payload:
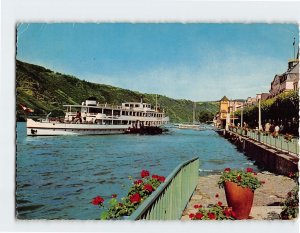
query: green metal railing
128 157 199 220
229 127 299 155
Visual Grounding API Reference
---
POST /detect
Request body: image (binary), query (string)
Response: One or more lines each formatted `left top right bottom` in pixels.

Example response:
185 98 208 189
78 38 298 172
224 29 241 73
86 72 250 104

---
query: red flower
130 193 141 203
237 175 242 181
253 172 257 175
260 180 265 184
143 184 153 192
246 168 253 173
195 213 204 219
208 212 216 220
134 179 143 185
288 172 294 178
215 193 219 198
223 208 231 217
111 194 117 198
217 201 222 206
141 170 150 178
194 204 202 209
152 174 159 179
231 211 237 219
158 176 166 182
288 192 292 197
91 196 104 206
224 168 231 172
152 174 165 182
189 213 195 219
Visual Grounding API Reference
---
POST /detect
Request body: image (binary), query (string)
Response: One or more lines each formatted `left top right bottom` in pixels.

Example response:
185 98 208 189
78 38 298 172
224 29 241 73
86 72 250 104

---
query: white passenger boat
26 97 169 136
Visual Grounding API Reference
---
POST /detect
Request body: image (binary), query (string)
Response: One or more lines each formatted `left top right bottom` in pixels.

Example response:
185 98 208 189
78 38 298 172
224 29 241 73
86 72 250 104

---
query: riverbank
181 172 296 220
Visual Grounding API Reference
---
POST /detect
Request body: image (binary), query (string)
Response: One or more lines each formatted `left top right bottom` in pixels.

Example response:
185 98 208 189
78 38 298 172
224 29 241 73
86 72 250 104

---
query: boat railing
96 104 122 109
128 157 199 220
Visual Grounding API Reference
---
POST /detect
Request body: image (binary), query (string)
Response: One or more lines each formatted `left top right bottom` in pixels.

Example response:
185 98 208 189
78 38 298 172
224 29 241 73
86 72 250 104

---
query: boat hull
178 124 202 130
26 119 129 136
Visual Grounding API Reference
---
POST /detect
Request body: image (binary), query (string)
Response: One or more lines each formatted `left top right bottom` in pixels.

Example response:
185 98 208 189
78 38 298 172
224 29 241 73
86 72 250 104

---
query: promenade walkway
181 172 295 220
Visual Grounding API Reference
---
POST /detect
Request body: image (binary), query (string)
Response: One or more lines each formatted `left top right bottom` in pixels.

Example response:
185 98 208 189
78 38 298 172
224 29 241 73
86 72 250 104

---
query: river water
16 122 259 220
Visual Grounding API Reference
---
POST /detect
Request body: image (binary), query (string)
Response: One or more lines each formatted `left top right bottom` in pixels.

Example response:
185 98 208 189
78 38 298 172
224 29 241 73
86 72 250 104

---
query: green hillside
16 60 219 122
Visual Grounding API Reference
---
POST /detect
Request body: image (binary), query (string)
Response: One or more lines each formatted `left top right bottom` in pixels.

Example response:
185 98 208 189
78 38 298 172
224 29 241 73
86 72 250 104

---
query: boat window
104 109 113 115
89 108 102 114
135 104 139 108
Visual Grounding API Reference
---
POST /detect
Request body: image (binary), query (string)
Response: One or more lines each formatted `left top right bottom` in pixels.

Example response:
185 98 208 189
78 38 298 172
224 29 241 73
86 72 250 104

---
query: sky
16 23 299 101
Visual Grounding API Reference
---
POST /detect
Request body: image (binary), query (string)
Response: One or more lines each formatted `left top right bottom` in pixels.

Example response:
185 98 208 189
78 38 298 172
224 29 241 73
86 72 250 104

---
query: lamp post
232 100 235 126
241 104 243 128
257 94 262 131
225 109 230 131
225 101 231 131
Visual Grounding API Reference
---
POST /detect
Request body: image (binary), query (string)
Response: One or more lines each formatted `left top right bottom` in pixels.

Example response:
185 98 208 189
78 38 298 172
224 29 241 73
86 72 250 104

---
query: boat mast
155 94 158 112
193 102 196 125
193 102 196 124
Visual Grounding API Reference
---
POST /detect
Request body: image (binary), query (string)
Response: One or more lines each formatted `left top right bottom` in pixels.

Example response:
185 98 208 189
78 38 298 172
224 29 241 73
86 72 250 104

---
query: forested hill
16 60 219 122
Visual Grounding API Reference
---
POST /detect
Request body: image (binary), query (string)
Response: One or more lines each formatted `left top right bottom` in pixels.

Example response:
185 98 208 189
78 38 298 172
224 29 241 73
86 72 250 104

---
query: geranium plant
218 168 263 191
189 202 237 220
91 170 165 220
281 172 299 220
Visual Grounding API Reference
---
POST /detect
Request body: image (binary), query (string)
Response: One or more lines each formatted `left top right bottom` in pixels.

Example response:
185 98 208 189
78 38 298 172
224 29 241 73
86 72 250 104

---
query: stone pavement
181 172 295 220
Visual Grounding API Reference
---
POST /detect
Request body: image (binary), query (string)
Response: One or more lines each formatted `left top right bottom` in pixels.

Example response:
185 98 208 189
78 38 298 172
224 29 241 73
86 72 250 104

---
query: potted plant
218 168 264 219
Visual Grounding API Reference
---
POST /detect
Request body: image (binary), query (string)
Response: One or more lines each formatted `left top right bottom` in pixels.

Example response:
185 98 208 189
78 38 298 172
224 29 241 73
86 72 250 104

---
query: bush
280 172 299 220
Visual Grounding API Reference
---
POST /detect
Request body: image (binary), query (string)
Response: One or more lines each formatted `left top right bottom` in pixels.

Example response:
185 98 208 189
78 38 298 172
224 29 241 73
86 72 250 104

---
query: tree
198 111 214 123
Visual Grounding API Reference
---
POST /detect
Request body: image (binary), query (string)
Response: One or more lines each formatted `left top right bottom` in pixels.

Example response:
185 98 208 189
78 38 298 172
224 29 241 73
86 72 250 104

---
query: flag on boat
19 104 34 113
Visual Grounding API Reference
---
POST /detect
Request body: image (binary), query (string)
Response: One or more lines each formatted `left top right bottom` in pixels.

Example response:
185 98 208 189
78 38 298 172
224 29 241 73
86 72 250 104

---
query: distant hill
16 60 219 122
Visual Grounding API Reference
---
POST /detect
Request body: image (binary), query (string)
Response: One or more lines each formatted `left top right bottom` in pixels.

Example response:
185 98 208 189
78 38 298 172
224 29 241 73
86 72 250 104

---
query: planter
224 181 254 219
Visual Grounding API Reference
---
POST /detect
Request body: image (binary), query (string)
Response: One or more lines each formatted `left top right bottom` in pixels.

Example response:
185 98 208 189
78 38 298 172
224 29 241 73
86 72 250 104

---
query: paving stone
181 173 296 220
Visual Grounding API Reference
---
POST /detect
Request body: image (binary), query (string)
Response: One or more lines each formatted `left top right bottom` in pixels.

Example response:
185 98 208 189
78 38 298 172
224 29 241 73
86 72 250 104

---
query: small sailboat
178 102 202 130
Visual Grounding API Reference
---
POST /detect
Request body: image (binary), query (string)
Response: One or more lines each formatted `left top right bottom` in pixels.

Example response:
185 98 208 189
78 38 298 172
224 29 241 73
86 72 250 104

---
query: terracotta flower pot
224 181 254 219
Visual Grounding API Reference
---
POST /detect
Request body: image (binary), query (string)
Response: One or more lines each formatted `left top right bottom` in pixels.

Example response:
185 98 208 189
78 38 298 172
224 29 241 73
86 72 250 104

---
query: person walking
265 122 271 133
74 111 82 123
273 124 280 138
